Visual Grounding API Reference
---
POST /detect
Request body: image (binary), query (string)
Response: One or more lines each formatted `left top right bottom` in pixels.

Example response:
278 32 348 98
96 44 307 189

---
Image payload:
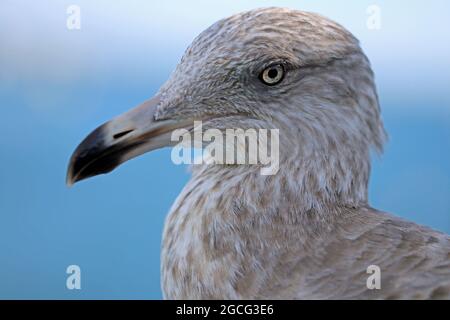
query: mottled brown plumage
159 8 450 299
67 7 450 299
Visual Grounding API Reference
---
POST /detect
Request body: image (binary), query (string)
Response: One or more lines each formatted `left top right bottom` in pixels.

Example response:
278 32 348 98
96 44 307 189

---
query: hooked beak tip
66 121 115 186
65 95 168 186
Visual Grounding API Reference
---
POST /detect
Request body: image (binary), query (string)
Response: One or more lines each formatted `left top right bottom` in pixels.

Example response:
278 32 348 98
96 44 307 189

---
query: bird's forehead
183 8 359 67
157 8 362 112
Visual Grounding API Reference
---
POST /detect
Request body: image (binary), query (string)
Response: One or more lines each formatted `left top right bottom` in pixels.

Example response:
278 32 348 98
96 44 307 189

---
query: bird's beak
66 95 191 186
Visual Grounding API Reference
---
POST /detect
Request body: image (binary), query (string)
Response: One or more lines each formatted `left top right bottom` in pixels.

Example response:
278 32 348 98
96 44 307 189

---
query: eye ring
259 64 285 86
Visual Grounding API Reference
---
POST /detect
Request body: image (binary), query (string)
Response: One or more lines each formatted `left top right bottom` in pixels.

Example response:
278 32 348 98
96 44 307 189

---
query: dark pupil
267 68 278 79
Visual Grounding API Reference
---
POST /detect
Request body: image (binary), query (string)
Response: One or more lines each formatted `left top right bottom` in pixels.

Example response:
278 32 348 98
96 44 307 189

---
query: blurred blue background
0 0 449 299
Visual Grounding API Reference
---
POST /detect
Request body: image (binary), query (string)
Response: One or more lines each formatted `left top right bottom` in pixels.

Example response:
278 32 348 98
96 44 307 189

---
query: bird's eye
259 64 285 86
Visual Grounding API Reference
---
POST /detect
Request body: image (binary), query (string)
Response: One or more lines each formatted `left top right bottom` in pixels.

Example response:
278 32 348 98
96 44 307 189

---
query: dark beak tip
65 123 109 187
65 167 75 187
66 95 163 187
65 155 80 187
65 138 125 188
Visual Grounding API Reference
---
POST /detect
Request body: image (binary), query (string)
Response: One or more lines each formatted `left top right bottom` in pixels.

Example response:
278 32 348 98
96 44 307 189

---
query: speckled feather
156 8 450 299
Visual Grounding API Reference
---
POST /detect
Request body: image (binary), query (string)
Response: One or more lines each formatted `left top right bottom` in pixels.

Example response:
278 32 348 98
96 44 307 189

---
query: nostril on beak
113 129 134 140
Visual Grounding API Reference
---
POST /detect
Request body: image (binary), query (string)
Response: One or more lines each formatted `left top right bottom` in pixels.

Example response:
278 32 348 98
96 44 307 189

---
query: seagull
67 7 450 299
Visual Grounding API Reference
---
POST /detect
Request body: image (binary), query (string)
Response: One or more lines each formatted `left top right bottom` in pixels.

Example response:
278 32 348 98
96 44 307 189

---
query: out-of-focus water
0 0 449 299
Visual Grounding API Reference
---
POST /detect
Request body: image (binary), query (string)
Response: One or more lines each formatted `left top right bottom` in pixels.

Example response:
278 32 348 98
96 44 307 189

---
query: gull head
67 7 386 202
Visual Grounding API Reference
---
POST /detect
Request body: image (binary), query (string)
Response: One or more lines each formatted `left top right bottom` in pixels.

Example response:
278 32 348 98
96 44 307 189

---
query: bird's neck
161 148 371 298
165 145 372 247
190 143 370 216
